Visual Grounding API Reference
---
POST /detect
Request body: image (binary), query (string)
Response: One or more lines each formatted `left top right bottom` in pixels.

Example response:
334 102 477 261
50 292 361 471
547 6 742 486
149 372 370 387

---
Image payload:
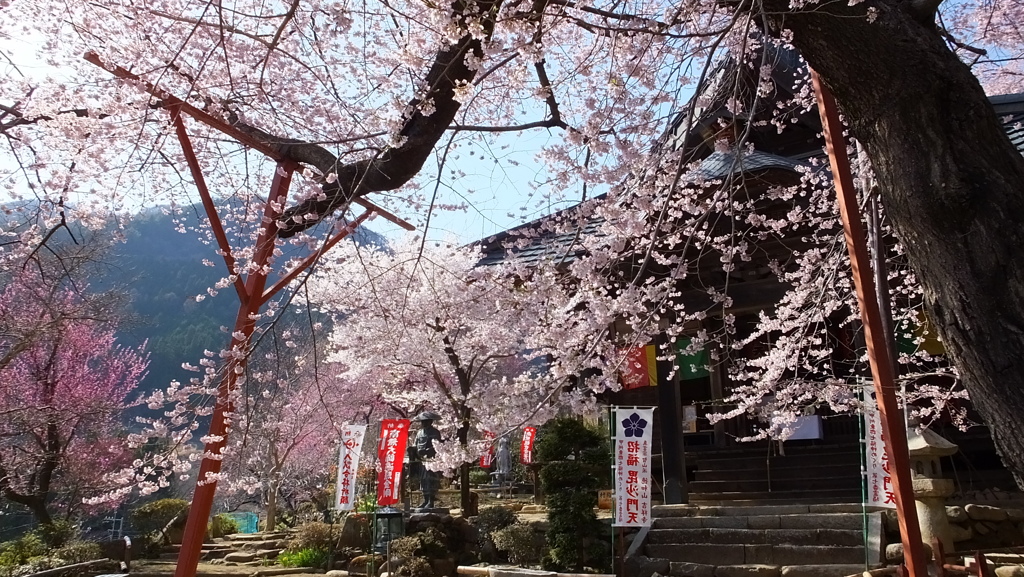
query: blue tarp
221 512 259 534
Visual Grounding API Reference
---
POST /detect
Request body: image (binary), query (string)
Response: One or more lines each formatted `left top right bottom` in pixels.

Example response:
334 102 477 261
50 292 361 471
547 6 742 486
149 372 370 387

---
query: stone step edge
652 503 875 516
694 466 859 478
666 562 874 577
687 489 862 496
457 566 615 577
648 527 863 533
652 511 873 519
689 480 863 489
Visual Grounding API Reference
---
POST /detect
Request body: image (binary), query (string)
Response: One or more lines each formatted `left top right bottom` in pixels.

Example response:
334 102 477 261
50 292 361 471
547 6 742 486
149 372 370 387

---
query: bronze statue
410 411 442 509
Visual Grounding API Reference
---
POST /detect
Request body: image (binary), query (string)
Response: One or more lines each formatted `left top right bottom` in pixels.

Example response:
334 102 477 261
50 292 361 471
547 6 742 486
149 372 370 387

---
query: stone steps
694 464 858 482
157 532 293 564
688 490 863 506
648 528 863 546
693 452 860 472
649 543 865 566
687 445 862 506
644 504 884 577
653 512 867 530
689 476 862 494
668 562 869 577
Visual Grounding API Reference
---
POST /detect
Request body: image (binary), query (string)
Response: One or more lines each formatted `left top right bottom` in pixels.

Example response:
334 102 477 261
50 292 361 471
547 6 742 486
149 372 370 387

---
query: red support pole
170 108 248 301
810 71 928 577
259 209 373 305
83 52 417 577
173 162 295 577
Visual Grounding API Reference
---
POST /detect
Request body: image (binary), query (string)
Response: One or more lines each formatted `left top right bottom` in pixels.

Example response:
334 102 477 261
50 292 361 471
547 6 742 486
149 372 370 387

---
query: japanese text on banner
613 408 655 527
376 419 410 507
480 431 496 467
520 426 536 464
335 424 367 511
862 392 896 509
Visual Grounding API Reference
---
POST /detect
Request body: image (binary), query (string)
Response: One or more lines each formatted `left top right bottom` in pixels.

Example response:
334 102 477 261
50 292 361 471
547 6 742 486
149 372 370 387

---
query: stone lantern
907 425 959 556
373 507 406 554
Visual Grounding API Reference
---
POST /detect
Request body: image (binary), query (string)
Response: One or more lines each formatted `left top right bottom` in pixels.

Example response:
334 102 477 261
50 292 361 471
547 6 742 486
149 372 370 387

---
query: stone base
411 507 450 514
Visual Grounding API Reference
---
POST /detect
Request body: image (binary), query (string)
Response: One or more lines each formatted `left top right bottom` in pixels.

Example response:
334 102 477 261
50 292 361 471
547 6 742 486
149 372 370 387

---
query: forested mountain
108 207 385 396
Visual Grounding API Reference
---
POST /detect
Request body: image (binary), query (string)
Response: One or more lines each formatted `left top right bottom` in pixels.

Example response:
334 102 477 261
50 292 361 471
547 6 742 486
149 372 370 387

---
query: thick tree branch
268 0 507 237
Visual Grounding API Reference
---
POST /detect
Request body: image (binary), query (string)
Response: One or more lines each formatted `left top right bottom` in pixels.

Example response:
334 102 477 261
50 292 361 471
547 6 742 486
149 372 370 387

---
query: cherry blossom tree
1 0 1022 486
0 272 149 524
307 236 637 507
219 332 385 528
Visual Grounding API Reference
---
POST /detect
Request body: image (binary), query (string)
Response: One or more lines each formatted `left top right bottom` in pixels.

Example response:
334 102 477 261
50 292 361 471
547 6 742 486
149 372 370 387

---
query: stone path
126 560 319 577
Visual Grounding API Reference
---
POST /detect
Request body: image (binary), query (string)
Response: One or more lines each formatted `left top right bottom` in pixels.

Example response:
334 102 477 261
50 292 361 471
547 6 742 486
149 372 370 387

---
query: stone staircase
159 532 291 565
644 503 884 577
687 444 862 505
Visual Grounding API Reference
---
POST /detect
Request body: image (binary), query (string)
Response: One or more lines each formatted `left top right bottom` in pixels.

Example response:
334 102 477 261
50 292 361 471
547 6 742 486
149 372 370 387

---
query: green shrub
290 522 336 551
474 506 517 539
130 498 189 536
396 556 434 577
35 520 78 549
278 547 329 569
491 524 537 566
53 541 102 564
0 533 47 567
354 493 377 513
537 417 611 573
535 418 611 473
468 468 490 486
208 514 239 539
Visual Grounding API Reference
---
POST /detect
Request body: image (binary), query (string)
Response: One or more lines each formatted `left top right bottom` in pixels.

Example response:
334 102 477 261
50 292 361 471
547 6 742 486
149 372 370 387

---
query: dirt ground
128 559 325 577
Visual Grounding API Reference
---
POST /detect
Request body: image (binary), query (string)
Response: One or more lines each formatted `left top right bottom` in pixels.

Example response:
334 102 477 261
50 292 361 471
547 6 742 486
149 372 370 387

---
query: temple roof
475 92 1024 269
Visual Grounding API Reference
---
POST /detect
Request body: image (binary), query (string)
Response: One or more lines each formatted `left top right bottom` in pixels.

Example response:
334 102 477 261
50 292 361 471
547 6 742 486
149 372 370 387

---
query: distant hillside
109 206 385 396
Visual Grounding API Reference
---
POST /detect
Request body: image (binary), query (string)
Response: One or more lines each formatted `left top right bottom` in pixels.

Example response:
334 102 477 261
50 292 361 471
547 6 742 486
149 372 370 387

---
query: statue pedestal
411 507 450 514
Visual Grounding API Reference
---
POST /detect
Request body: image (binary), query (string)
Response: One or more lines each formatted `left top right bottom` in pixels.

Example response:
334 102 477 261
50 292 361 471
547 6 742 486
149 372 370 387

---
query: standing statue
494 435 512 486
411 411 442 509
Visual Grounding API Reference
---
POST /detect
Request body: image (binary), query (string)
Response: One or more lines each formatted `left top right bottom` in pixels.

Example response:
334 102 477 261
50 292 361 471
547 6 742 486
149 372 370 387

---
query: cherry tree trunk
28 497 53 526
265 481 279 531
763 0 1024 484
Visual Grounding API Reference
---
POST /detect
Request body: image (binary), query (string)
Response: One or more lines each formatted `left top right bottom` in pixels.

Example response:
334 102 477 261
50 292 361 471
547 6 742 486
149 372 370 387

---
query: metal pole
173 162 295 577
810 71 927 577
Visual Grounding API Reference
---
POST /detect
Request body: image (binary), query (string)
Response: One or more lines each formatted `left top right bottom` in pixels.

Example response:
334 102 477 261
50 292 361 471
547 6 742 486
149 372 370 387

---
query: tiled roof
475 205 605 267
476 149 805 267
687 150 801 181
475 92 1024 268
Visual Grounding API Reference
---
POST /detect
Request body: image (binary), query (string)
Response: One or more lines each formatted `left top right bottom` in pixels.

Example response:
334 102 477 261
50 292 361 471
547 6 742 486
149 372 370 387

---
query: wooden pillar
706 317 728 447
656 334 688 504
812 71 927 577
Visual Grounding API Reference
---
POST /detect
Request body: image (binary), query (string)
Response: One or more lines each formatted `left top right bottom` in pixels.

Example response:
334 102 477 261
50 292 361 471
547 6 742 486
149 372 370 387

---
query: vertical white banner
335 424 367 511
862 392 896 509
613 407 655 527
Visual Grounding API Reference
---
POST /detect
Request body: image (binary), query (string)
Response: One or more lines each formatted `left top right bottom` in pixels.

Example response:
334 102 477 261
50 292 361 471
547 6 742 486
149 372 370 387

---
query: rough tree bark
759 0 1024 484
0 415 60 525
249 0 508 237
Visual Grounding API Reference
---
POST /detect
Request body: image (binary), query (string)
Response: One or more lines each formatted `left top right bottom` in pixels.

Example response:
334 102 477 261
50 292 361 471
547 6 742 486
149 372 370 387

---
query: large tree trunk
265 480 279 531
760 0 1024 484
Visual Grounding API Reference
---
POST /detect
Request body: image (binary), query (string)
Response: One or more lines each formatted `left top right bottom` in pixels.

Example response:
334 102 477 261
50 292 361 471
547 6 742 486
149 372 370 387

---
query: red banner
376 419 410 506
520 426 536 464
619 345 658 389
480 431 496 467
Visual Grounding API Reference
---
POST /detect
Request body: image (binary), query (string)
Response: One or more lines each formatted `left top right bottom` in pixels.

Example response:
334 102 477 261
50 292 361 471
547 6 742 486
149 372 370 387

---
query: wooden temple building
476 49 1024 506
